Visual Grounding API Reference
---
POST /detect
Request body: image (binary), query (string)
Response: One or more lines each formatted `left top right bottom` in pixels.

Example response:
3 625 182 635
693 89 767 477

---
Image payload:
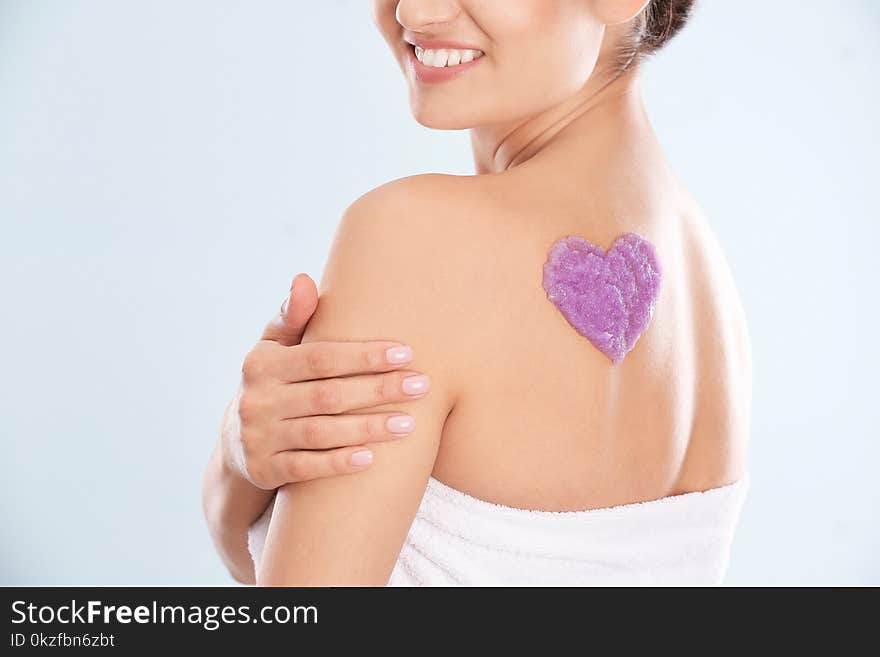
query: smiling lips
406 40 484 83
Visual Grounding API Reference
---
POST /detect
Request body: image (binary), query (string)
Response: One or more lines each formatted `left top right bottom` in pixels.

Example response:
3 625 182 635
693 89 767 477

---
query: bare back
429 121 752 511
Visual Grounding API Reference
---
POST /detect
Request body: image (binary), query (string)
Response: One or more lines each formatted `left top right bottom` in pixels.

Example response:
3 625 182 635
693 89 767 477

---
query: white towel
249 474 749 586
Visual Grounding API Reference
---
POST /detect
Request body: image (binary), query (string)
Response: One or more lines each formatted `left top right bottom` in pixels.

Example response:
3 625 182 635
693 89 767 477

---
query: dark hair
619 0 696 70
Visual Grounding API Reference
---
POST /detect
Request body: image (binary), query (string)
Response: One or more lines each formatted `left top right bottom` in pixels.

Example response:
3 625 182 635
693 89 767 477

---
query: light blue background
1 1 877 585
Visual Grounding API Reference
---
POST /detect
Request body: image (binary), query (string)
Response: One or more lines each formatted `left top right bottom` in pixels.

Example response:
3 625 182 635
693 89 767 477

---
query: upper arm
256 177 462 586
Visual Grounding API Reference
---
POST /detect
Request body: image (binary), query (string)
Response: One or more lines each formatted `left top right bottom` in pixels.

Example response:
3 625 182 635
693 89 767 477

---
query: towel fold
249 474 749 586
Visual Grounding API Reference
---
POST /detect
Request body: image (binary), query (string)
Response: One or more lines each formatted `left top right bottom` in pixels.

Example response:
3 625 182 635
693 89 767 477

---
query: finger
272 370 431 418
270 446 375 485
263 340 416 383
261 273 319 346
271 412 416 452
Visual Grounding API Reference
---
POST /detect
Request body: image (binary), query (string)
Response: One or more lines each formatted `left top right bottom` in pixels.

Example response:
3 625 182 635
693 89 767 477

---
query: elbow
202 450 257 586
227 563 256 586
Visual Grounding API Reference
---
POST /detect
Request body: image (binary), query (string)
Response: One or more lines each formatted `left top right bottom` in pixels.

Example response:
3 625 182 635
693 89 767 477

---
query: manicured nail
385 345 413 364
350 450 373 467
386 415 415 434
401 374 430 396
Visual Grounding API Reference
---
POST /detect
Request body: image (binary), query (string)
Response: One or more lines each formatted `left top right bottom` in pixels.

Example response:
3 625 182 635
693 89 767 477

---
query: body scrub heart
542 233 662 364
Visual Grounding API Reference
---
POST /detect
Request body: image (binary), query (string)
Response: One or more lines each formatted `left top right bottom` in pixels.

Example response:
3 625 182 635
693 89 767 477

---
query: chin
408 97 478 131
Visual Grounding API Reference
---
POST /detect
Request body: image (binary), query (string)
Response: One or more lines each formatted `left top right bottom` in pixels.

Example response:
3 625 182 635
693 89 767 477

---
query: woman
203 0 751 586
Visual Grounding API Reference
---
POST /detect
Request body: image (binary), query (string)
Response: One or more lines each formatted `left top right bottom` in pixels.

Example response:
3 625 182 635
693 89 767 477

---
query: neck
470 66 644 175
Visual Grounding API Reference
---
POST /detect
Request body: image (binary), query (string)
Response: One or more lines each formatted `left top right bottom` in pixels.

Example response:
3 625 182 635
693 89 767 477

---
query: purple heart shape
542 233 662 364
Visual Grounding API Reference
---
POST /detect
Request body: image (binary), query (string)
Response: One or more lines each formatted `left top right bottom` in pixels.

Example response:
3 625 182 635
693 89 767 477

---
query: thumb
261 273 319 346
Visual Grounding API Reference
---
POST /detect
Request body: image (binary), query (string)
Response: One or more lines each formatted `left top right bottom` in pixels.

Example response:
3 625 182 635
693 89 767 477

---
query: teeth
414 46 483 68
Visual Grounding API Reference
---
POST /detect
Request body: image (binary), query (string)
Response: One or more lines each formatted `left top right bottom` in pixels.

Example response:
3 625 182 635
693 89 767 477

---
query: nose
395 0 461 31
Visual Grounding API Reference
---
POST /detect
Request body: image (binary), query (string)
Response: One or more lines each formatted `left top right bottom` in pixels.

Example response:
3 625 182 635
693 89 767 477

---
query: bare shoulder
326 172 496 326
326 173 478 276
340 171 531 264
309 174 486 401
340 173 489 234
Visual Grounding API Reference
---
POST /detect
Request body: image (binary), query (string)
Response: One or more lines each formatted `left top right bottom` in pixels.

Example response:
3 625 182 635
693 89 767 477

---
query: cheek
496 7 604 105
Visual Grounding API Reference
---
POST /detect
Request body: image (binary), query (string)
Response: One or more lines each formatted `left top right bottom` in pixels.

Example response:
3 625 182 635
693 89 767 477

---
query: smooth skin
206 0 752 586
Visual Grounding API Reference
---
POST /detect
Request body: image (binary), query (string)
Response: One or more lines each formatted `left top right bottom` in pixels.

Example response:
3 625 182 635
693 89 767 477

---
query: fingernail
280 295 290 316
385 345 413 364
386 415 415 434
350 450 373 467
401 374 430 396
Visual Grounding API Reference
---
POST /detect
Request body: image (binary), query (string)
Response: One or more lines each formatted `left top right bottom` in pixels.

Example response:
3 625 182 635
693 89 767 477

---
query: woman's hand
221 273 431 490
205 272 431 583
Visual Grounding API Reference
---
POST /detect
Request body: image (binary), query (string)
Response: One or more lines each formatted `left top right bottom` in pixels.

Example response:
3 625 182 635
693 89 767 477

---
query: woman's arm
203 273 436 583
257 178 461 586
